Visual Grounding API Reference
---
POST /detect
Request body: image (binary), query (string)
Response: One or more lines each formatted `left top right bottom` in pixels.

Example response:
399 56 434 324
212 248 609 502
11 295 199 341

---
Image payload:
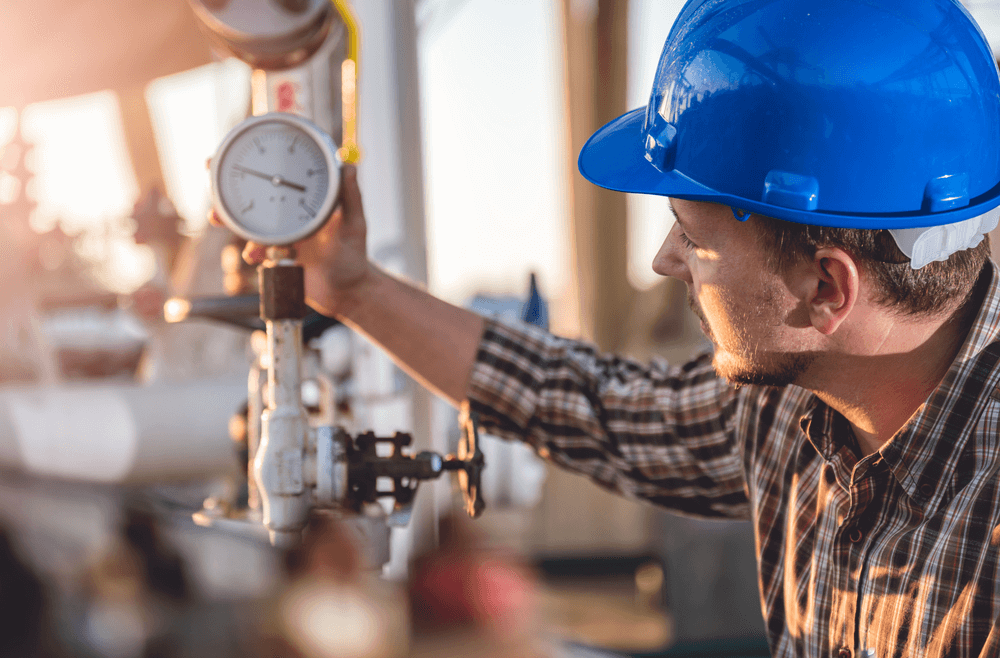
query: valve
331 405 485 523
447 404 485 519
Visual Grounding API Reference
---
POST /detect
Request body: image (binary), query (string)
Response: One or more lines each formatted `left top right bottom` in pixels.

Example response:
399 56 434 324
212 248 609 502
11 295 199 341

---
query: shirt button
849 528 863 543
838 648 852 658
920 483 934 496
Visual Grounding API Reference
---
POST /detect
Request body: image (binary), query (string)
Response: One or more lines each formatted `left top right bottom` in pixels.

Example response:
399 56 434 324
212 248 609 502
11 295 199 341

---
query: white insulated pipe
0 380 245 483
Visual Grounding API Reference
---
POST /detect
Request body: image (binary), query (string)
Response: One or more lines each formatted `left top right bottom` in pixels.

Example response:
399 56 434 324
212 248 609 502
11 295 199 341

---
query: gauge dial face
212 113 339 245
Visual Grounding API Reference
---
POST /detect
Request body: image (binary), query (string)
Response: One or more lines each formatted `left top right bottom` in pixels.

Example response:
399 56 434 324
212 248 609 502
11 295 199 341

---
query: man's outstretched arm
251 164 484 408
331 263 485 408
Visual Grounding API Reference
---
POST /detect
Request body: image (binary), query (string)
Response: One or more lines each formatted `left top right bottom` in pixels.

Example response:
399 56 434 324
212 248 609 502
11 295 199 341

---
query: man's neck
809 277 987 457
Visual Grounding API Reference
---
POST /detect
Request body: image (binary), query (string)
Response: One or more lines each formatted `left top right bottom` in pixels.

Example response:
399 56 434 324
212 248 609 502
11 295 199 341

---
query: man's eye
678 231 697 250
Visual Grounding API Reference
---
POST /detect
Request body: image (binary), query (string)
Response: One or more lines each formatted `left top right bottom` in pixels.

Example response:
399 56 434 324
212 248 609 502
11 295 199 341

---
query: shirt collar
799 398 850 460
800 262 1000 508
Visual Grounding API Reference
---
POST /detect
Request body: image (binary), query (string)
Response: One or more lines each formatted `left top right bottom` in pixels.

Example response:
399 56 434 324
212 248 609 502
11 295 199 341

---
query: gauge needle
234 165 307 192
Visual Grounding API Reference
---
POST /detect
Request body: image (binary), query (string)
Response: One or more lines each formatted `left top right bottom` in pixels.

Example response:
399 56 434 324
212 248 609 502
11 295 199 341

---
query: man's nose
651 224 692 283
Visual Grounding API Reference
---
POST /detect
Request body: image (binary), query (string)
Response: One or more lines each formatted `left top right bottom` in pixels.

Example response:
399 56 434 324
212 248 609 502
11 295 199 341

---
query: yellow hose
331 0 361 164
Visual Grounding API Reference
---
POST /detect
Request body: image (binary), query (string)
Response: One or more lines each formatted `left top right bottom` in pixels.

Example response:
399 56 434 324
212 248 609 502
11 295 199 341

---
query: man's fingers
242 241 267 265
340 164 363 220
207 204 262 264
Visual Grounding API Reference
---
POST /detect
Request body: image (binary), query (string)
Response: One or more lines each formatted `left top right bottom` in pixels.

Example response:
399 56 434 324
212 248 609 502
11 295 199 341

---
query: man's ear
808 247 859 335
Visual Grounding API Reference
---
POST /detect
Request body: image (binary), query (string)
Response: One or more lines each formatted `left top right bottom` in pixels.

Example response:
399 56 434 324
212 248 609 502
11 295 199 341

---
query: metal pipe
255 318 310 546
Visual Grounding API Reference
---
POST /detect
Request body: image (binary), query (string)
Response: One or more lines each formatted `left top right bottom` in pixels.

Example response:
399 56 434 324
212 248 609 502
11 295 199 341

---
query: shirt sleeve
466 316 749 519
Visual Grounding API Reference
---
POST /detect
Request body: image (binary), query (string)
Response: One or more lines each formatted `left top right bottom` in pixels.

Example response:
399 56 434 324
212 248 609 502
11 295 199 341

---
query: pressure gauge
211 113 340 246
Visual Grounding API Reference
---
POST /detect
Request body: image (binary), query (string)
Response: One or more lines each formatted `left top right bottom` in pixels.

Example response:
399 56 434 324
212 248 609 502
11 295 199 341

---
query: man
243 0 1000 655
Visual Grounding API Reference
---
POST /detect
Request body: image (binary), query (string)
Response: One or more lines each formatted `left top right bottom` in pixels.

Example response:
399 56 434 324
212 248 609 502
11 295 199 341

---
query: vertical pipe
392 0 437 558
348 0 436 576
246 362 264 513
559 0 633 352
256 318 310 547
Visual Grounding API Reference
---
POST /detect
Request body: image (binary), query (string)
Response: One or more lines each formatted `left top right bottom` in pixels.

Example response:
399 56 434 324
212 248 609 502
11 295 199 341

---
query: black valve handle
164 293 339 340
345 407 486 519
454 403 485 519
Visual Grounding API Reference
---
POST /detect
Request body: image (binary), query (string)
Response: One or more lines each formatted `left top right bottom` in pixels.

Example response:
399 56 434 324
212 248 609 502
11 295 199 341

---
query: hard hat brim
578 108 1000 230
577 108 707 200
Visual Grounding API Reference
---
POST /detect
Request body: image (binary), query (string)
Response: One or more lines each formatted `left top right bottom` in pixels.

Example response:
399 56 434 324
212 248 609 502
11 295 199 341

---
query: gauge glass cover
212 113 339 245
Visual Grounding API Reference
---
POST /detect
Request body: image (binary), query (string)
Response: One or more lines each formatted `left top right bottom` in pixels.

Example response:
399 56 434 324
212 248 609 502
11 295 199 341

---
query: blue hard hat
578 0 1000 229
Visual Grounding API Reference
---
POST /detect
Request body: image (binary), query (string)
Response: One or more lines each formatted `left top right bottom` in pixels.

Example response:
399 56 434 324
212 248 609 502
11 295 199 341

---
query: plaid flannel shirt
466 263 1000 658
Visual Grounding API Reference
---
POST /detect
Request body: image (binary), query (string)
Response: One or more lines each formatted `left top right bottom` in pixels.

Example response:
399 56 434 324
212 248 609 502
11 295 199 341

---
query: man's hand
209 161 483 406
213 164 373 318
293 164 372 318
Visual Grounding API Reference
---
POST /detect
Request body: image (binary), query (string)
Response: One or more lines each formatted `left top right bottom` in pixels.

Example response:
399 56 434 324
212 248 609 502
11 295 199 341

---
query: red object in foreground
410 516 537 636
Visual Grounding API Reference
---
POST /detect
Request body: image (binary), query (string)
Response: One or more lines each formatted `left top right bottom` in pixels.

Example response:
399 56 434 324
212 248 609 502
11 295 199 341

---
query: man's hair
752 215 990 316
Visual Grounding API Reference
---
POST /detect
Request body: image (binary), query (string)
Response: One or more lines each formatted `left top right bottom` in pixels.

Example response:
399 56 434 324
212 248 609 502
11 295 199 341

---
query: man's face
651 199 814 387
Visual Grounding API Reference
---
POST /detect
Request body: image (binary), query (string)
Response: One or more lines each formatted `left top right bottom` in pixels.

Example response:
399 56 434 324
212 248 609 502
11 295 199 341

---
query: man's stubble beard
687 290 813 388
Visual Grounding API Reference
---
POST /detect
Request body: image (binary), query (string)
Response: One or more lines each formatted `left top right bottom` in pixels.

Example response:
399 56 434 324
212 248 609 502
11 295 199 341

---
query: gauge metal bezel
211 112 340 246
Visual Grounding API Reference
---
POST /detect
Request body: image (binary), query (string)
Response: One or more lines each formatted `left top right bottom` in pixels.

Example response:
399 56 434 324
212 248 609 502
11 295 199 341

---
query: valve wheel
456 403 485 518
